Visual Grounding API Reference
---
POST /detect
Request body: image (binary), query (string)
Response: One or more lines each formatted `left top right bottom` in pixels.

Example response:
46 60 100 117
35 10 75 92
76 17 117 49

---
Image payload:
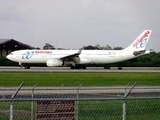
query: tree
113 47 123 50
102 45 112 50
82 44 112 50
82 45 96 50
43 43 55 50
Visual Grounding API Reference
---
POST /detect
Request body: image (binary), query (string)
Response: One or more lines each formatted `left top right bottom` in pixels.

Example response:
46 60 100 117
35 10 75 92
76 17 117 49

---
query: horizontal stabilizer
133 50 146 56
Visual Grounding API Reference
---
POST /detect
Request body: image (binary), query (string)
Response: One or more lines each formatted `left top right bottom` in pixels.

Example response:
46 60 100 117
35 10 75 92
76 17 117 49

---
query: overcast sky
0 0 160 51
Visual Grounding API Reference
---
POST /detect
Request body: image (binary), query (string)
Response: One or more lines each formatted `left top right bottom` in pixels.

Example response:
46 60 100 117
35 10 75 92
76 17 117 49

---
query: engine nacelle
46 59 63 67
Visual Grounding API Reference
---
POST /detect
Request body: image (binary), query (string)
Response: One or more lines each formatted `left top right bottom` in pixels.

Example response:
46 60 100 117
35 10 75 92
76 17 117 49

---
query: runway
0 66 160 73
1 86 160 99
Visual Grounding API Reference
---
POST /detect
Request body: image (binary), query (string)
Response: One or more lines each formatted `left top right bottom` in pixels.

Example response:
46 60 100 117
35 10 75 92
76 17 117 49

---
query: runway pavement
0 86 160 98
0 66 160 73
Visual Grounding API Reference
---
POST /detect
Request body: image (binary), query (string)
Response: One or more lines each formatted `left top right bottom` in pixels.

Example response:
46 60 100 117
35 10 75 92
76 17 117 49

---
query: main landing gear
70 65 86 69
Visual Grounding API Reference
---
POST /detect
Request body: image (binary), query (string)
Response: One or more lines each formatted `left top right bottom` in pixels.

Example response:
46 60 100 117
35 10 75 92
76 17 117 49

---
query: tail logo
132 31 150 49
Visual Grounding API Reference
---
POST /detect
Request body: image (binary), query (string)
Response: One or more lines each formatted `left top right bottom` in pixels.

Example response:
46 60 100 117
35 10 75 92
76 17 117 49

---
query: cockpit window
10 53 13 55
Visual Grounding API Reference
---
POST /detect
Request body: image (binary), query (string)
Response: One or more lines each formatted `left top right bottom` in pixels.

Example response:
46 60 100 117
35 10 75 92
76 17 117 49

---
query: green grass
0 73 160 119
1 100 160 120
0 73 160 86
78 99 160 120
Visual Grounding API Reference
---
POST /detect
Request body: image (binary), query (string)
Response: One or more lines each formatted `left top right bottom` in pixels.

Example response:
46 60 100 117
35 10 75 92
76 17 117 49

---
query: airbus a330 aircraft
7 30 152 69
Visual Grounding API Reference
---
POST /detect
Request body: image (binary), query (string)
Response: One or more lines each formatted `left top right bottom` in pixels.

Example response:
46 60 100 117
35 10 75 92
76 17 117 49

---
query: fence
0 83 160 120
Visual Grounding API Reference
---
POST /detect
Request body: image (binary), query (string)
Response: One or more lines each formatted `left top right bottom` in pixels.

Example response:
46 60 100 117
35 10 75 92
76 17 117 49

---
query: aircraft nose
6 55 10 60
6 54 13 61
6 52 17 62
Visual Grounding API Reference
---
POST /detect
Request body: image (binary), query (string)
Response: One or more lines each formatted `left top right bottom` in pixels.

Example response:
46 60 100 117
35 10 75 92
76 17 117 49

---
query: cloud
0 0 159 51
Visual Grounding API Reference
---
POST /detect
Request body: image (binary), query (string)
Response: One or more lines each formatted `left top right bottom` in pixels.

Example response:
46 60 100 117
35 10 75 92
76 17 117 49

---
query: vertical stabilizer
125 30 152 51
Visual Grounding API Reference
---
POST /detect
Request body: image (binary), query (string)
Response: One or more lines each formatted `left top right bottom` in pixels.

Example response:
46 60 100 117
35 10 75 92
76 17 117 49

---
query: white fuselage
6 49 148 65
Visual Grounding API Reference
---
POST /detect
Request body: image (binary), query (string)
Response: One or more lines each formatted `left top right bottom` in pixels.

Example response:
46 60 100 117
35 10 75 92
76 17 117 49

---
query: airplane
6 30 152 69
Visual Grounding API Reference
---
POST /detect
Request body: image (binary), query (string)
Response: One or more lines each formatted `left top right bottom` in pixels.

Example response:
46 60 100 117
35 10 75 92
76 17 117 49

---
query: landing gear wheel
75 65 82 69
82 65 86 69
70 65 86 69
70 66 75 69
25 66 30 69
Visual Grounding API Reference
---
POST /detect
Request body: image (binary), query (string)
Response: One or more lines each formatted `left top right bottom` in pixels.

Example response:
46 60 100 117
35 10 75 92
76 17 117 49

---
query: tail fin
125 30 152 50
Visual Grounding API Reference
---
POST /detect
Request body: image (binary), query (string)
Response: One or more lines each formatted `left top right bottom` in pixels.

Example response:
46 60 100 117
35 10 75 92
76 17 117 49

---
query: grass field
0 72 160 86
0 72 160 119
1 100 160 120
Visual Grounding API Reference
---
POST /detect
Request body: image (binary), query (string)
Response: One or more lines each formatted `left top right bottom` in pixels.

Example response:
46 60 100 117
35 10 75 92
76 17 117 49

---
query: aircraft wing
60 50 81 61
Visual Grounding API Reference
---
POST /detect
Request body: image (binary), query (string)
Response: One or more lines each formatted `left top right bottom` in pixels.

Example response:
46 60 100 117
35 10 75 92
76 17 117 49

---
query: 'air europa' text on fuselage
35 51 52 54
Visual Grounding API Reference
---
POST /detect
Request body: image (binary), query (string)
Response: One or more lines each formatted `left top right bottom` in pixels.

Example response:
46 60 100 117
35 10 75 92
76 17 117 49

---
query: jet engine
46 59 63 67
